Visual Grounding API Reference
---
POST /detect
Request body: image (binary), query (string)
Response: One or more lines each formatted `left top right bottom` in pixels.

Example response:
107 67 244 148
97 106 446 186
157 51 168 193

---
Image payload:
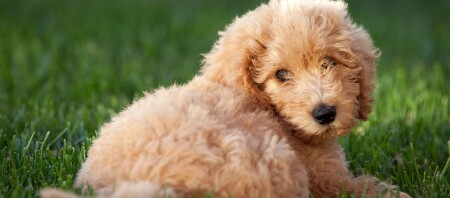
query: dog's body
75 78 309 197
42 0 410 197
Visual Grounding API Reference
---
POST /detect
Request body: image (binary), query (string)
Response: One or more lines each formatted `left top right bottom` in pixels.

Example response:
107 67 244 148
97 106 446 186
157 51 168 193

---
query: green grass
0 0 448 197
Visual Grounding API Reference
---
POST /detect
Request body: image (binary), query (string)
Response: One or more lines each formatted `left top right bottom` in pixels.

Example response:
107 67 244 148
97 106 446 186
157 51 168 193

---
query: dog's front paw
374 181 411 198
398 192 412 198
385 189 411 198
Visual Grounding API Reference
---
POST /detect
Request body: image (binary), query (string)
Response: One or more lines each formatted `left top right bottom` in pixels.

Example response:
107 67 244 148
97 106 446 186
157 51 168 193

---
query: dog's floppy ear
350 26 379 121
201 5 272 105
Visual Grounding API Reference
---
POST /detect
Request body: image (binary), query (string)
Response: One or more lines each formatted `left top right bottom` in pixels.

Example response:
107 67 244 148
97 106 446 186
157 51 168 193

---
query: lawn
0 0 449 197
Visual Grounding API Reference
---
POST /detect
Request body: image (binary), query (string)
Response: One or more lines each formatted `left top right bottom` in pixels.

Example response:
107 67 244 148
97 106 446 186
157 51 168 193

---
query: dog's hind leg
40 181 179 198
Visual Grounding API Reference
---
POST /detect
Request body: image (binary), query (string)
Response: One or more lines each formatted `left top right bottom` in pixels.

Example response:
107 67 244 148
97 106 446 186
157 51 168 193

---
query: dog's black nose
312 105 336 125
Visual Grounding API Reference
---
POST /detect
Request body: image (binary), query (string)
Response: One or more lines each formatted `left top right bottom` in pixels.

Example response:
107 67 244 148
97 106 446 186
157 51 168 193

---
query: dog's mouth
322 125 336 134
290 128 334 145
272 107 351 144
290 120 352 145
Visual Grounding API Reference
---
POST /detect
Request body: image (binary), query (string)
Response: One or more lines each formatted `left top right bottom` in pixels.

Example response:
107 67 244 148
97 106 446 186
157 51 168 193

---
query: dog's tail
40 181 179 198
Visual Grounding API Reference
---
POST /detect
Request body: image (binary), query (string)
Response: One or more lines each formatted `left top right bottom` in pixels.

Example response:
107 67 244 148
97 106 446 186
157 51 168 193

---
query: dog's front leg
293 140 409 197
305 142 409 197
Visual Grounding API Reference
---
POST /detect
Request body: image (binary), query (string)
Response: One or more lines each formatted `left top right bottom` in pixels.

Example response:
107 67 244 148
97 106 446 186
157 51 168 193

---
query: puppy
42 0 409 197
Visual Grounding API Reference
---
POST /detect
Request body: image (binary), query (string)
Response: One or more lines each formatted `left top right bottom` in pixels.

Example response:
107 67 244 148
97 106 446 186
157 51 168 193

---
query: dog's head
201 0 378 143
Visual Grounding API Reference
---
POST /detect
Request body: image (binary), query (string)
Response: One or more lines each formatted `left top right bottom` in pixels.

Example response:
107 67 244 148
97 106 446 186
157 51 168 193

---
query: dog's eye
321 57 337 69
275 69 290 82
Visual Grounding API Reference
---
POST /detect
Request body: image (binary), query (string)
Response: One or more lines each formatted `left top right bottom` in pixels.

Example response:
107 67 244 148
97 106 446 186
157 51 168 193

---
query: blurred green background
0 0 449 197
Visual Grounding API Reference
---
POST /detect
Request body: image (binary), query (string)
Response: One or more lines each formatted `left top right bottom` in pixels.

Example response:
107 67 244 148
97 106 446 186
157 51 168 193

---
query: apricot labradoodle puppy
42 0 410 197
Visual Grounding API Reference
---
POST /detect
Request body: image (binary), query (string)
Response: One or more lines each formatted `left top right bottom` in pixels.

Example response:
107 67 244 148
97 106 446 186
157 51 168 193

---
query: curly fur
41 0 410 197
